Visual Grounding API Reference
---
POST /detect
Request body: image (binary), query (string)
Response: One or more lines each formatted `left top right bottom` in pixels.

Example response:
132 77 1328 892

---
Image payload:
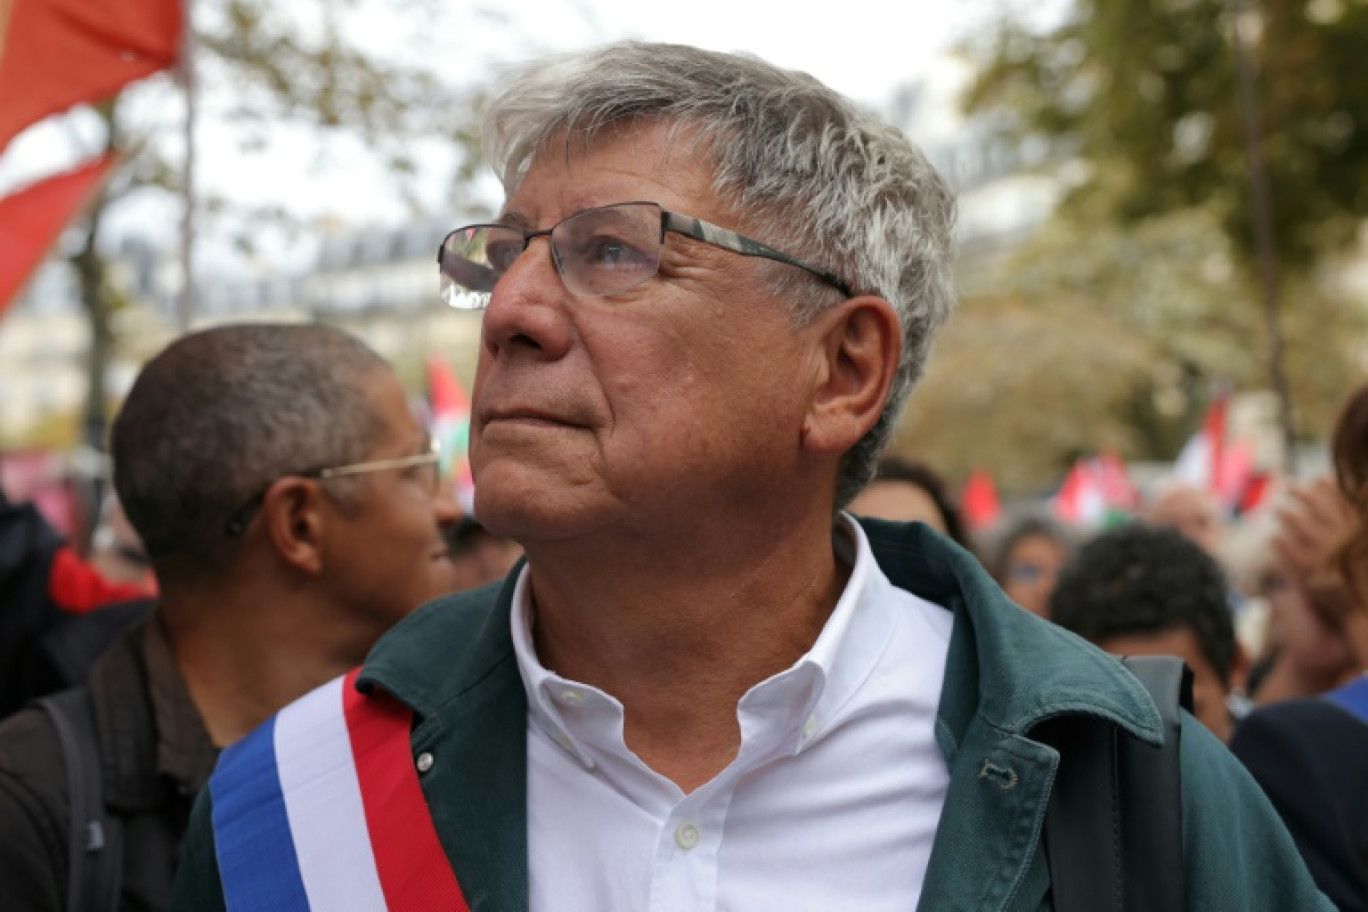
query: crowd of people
0 38 1362 912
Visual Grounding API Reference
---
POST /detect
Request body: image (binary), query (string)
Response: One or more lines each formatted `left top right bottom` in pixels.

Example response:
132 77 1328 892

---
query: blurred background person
87 493 155 589
1143 476 1228 560
0 490 154 720
445 514 523 591
1242 504 1359 707
1231 382 1368 912
1050 523 1249 742
0 323 464 912
847 456 972 550
981 510 1074 618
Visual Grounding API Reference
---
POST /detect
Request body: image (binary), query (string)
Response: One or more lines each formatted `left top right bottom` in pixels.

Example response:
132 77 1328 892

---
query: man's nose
480 235 572 361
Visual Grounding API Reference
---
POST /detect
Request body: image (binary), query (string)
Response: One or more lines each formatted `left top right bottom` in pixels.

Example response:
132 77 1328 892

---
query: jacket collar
360 523 1163 912
360 570 529 912
858 517 1161 750
91 612 218 811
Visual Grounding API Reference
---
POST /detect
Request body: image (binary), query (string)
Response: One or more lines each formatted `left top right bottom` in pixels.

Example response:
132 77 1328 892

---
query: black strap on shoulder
34 688 124 912
1041 654 1192 912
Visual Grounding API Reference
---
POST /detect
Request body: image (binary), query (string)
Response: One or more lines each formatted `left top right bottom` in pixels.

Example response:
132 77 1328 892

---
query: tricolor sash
209 668 469 911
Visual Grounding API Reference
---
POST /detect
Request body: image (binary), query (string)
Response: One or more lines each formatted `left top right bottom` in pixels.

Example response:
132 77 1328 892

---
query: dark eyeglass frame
224 439 442 537
437 200 853 307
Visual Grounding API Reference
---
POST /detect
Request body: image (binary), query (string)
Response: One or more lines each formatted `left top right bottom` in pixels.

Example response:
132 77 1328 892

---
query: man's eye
579 234 651 268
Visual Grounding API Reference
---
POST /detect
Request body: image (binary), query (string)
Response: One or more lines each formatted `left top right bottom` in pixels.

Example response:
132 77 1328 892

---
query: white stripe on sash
274 675 389 912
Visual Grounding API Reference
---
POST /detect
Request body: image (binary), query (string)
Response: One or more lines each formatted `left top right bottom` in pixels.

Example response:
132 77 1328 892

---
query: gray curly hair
483 41 957 506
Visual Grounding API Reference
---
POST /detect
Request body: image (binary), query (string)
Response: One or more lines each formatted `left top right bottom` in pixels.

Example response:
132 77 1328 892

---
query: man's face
324 370 463 634
1149 487 1224 558
1096 627 1237 743
469 124 828 546
848 481 947 534
1002 533 1068 618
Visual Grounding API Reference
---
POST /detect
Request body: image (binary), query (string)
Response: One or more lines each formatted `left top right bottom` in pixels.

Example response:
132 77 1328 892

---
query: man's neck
161 586 369 748
524 516 851 792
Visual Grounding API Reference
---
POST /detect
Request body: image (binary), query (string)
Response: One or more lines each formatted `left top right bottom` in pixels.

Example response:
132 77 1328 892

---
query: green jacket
173 519 1331 911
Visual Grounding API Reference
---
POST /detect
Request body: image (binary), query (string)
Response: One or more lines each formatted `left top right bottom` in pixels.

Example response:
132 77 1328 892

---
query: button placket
673 820 700 851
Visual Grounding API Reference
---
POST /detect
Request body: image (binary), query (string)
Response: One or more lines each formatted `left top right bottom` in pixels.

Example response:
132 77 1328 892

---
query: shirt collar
143 613 218 795
509 514 897 767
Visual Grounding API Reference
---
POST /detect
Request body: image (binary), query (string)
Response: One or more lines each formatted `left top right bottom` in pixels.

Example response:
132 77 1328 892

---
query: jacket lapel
412 658 528 912
916 721 1057 911
361 572 530 912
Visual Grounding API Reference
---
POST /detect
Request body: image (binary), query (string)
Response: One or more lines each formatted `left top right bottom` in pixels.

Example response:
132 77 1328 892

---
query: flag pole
177 0 196 333
1228 0 1294 475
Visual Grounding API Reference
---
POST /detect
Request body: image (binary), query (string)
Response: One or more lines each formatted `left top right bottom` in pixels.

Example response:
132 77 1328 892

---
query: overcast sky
0 0 997 273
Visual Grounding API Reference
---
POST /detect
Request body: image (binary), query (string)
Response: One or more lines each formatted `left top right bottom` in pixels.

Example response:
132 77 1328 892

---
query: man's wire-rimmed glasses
224 438 443 537
437 201 853 310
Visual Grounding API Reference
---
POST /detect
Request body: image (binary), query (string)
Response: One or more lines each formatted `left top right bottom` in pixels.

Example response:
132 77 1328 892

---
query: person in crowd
1242 489 1359 705
1050 523 1250 742
847 456 972 549
446 514 524 591
1143 476 1228 560
1144 474 1255 617
0 323 464 911
1231 383 1368 912
88 493 155 588
983 510 1074 618
175 42 1328 911
0 491 153 720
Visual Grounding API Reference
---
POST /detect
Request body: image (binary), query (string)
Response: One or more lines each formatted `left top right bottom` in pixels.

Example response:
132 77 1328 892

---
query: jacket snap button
416 751 435 773
979 760 1019 791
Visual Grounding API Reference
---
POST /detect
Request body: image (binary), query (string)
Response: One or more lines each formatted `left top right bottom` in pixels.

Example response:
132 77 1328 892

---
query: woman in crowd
982 510 1074 618
1230 383 1368 912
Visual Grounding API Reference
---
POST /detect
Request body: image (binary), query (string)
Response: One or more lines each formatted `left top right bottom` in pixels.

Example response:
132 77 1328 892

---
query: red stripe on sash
342 668 470 911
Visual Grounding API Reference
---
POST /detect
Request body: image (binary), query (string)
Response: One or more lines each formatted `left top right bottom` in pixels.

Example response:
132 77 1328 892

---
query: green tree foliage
963 0 1368 269
894 204 1362 494
922 0 1368 487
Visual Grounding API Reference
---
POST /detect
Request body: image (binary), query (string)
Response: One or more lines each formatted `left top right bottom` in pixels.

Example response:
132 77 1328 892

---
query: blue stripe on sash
1326 675 1368 725
210 715 312 911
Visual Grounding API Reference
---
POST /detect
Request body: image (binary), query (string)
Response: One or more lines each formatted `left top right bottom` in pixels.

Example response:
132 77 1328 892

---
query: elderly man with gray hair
174 42 1328 911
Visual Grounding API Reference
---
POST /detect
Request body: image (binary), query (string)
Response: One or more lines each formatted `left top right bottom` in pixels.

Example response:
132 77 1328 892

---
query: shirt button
803 715 818 738
674 821 700 851
560 689 585 707
554 732 574 753
415 752 434 773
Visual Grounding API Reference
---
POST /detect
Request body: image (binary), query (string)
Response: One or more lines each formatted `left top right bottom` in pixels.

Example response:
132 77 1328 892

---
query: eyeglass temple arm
661 212 852 297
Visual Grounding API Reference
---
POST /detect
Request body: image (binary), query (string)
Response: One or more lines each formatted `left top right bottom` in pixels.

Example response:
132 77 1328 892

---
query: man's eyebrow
496 210 533 230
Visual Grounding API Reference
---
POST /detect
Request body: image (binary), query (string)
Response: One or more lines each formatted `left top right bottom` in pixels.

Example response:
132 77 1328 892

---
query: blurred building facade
0 217 484 448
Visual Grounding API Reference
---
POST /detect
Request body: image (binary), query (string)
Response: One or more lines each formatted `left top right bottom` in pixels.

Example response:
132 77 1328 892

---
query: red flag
0 153 113 317
1053 460 1105 526
426 356 474 511
1237 471 1273 515
1174 390 1229 496
1095 450 1138 512
0 0 183 151
961 470 1001 531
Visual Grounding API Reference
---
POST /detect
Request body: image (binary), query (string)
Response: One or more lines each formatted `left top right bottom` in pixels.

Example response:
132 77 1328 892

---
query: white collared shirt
512 516 953 911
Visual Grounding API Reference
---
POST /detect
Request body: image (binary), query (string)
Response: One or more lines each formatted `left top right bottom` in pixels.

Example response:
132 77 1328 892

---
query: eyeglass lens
440 203 665 308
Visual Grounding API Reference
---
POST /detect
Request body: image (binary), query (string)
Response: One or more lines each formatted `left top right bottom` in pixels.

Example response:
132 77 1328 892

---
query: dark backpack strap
1042 654 1192 912
34 688 124 912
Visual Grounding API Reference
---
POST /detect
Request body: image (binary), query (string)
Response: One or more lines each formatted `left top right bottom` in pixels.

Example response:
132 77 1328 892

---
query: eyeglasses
437 201 852 309
224 438 442 537
1006 562 1059 585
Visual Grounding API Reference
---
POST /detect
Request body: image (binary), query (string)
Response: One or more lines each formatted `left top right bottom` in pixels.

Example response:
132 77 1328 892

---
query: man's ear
801 295 901 455
259 478 327 576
